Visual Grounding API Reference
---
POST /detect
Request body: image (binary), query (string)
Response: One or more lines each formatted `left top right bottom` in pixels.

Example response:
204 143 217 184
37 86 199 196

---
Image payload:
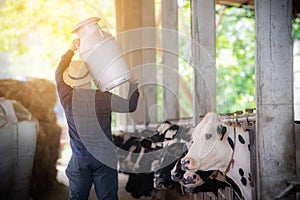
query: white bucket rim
71 17 101 33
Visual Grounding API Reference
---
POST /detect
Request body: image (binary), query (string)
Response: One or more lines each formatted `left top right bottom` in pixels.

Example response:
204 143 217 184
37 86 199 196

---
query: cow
112 121 193 199
112 122 189 199
113 130 160 173
151 124 230 197
181 112 252 200
153 142 187 189
113 131 159 199
152 123 193 189
169 152 229 197
182 170 229 196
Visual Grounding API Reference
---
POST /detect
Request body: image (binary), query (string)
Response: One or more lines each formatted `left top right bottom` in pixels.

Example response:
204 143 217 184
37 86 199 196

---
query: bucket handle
98 28 104 38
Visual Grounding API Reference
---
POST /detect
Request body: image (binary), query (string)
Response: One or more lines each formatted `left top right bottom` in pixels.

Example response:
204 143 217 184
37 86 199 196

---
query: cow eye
205 133 212 140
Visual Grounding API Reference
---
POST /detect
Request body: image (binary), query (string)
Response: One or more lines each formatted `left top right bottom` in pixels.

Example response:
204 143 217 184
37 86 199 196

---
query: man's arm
55 39 80 108
55 50 74 86
111 82 140 113
55 39 79 86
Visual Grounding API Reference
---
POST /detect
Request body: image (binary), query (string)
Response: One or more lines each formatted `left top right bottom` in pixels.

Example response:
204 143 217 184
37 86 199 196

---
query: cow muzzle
183 172 203 188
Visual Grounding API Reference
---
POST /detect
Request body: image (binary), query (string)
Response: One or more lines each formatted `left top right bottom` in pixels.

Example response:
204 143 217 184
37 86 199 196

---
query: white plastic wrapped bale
0 98 38 200
0 98 18 199
12 117 38 200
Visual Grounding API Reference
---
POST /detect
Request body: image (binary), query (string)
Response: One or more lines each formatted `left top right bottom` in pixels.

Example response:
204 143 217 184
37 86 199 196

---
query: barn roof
217 0 300 17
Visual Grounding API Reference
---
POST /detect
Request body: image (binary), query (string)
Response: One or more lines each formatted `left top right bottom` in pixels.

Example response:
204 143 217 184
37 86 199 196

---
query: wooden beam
191 0 216 126
162 0 179 120
141 0 157 124
255 0 295 198
115 0 143 128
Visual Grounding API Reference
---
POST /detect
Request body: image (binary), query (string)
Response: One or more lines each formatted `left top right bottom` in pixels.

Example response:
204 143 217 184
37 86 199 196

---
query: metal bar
221 115 256 124
274 184 295 199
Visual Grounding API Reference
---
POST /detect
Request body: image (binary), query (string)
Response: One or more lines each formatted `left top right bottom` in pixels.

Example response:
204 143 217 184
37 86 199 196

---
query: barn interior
0 0 300 200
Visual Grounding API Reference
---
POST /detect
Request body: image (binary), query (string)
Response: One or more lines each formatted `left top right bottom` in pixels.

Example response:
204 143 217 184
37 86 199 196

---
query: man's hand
69 39 80 52
129 69 138 83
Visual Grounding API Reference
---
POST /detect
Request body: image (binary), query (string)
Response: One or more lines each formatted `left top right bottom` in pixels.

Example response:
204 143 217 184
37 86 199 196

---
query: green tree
0 0 115 78
1 1 298 116
216 6 256 113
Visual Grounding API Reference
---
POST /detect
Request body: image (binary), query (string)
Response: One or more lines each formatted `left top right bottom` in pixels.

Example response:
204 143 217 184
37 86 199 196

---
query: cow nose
187 176 194 182
183 175 194 185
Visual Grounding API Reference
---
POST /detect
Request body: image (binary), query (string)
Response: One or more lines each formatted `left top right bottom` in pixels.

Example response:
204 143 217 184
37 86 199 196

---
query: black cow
153 142 187 189
152 124 192 189
125 172 156 199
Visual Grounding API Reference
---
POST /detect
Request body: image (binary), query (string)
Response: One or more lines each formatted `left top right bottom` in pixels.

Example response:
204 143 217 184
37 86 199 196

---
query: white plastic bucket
72 17 132 92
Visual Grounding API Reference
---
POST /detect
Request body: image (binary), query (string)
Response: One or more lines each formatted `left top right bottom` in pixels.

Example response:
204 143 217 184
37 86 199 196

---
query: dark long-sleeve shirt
55 50 139 160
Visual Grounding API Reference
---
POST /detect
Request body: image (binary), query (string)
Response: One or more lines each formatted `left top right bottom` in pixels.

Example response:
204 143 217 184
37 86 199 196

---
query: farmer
55 38 139 200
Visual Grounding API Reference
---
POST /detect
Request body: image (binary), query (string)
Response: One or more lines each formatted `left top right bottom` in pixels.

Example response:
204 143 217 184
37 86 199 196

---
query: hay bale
0 79 62 195
0 79 57 122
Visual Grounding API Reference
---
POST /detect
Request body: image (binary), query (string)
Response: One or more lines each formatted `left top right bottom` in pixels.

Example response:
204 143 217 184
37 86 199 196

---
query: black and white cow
113 130 159 198
181 112 252 199
152 124 230 197
152 122 193 189
147 120 173 143
169 150 229 197
113 134 154 173
112 121 189 199
153 142 188 189
112 120 195 199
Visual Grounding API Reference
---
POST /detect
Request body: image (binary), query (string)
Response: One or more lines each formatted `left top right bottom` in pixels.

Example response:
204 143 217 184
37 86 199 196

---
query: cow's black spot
227 137 234 150
239 168 244 176
238 135 245 144
248 144 250 151
241 177 247 186
239 169 247 186
248 173 252 185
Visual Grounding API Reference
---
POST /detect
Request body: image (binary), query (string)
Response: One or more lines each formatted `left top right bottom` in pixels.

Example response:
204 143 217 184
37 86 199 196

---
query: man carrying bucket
55 39 139 200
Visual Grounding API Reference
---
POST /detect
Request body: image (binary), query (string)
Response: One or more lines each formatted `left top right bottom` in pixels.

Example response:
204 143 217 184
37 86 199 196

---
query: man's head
63 60 93 88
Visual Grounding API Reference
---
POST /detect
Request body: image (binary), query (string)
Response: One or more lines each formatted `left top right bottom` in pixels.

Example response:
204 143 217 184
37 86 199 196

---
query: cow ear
217 124 227 140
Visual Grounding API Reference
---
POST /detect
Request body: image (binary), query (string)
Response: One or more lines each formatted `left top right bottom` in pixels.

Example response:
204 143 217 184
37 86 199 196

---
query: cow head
181 112 232 172
183 171 229 196
148 120 172 143
182 170 205 188
164 124 179 140
153 161 177 189
170 154 187 183
153 142 187 188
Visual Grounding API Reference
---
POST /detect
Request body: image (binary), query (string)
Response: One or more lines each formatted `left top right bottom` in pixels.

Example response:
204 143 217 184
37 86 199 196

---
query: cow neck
225 124 252 200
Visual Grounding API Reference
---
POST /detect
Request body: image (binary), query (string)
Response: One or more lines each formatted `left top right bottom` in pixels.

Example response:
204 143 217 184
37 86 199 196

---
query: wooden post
115 0 144 128
255 0 295 199
191 0 216 126
141 0 157 124
162 0 179 120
